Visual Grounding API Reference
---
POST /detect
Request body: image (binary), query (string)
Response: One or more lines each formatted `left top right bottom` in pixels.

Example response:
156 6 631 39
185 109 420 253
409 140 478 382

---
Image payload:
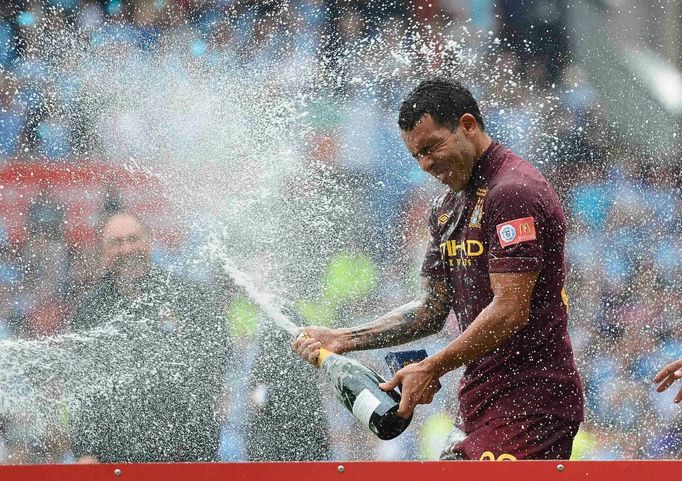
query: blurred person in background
245 326 331 461
18 189 70 338
69 211 232 463
294 77 584 460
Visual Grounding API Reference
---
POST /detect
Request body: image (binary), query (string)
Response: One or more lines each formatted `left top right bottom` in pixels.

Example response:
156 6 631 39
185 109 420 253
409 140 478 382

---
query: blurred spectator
0 76 26 160
245 326 331 461
17 189 70 338
68 211 232 462
498 0 569 84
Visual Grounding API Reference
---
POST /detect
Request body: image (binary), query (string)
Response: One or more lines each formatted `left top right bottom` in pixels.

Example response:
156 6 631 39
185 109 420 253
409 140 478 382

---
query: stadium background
0 0 681 463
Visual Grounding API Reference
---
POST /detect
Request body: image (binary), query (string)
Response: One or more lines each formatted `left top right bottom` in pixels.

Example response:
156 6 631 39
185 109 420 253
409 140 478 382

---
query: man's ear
459 113 479 134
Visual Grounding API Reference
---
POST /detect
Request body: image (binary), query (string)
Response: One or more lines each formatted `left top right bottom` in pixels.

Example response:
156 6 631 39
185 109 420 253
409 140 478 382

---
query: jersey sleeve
485 183 546 273
420 206 445 279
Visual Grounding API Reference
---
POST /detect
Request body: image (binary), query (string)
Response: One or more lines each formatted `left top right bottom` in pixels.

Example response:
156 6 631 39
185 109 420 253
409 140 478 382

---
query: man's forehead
103 214 146 238
402 115 443 145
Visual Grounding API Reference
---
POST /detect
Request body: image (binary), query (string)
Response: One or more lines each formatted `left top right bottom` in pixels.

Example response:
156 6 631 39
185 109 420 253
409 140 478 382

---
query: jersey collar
467 141 502 192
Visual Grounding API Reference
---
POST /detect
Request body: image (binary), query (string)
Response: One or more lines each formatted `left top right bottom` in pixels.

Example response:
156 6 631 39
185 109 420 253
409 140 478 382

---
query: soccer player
293 78 584 460
654 360 682 403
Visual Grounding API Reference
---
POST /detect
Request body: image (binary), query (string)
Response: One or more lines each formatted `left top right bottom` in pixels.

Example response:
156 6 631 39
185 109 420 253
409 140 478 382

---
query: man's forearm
337 299 448 352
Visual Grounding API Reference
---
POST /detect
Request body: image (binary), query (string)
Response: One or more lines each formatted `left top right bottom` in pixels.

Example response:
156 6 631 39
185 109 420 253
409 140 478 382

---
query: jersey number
480 451 518 461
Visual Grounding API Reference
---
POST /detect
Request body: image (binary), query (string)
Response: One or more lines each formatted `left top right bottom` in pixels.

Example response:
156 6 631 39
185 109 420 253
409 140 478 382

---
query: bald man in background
70 211 232 463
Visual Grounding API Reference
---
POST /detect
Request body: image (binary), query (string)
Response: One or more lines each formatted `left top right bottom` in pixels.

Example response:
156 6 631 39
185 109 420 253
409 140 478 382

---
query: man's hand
654 359 682 403
75 455 99 464
379 359 441 418
291 326 348 367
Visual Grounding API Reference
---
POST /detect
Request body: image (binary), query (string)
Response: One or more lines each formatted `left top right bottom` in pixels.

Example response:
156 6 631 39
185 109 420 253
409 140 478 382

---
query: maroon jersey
422 142 584 433
442 414 579 460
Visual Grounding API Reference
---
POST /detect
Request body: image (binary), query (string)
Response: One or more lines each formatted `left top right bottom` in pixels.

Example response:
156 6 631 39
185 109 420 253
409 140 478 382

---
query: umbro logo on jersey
438 213 449 225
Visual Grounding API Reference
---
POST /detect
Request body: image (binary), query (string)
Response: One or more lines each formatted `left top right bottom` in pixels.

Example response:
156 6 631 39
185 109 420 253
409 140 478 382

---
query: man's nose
120 240 138 254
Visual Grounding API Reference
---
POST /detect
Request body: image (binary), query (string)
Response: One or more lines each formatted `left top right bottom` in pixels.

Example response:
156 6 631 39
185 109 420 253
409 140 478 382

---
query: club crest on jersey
438 213 449 225
496 217 537 247
468 188 487 228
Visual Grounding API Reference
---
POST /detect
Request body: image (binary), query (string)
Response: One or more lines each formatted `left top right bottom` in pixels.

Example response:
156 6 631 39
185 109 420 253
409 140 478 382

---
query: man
654 361 682 404
294 78 584 460
70 211 231 463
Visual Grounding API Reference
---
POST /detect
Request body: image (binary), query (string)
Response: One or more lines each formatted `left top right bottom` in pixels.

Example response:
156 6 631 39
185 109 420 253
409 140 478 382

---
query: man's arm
293 276 451 365
421 271 538 376
380 271 538 417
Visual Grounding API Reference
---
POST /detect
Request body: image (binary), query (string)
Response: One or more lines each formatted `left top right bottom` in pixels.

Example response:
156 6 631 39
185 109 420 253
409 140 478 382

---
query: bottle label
352 388 381 427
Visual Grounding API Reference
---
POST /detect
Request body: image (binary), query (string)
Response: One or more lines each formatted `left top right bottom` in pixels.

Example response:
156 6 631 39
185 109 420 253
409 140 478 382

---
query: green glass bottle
316 348 412 440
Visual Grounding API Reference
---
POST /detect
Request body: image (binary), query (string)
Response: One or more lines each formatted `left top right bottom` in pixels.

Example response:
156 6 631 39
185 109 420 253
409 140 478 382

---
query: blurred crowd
1 0 682 464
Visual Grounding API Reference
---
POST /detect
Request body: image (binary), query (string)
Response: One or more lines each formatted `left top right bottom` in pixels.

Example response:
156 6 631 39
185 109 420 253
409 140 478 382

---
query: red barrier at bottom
0 461 679 481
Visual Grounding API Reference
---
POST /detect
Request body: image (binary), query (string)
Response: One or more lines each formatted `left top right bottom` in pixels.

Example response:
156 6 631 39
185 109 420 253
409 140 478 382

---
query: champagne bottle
316 347 412 440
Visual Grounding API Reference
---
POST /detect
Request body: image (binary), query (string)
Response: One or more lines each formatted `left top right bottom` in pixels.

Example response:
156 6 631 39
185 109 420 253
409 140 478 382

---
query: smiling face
400 113 480 192
101 213 152 283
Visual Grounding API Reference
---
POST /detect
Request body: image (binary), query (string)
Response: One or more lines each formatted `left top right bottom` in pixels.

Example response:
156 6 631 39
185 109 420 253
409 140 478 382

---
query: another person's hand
654 359 682 403
379 359 441 418
291 326 347 367
75 455 100 464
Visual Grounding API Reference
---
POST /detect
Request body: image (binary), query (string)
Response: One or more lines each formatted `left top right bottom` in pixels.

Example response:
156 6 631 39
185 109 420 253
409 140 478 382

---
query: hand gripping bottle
312 342 412 440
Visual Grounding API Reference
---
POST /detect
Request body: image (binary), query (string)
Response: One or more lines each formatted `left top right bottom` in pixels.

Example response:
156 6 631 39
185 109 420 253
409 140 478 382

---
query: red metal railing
0 161 180 247
0 461 680 481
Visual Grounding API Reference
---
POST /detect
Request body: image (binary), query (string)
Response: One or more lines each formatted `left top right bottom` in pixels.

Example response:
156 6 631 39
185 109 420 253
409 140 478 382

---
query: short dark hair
398 77 485 132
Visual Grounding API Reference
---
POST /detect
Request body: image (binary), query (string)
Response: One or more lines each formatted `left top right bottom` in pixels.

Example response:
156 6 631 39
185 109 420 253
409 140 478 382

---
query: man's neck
475 133 493 160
